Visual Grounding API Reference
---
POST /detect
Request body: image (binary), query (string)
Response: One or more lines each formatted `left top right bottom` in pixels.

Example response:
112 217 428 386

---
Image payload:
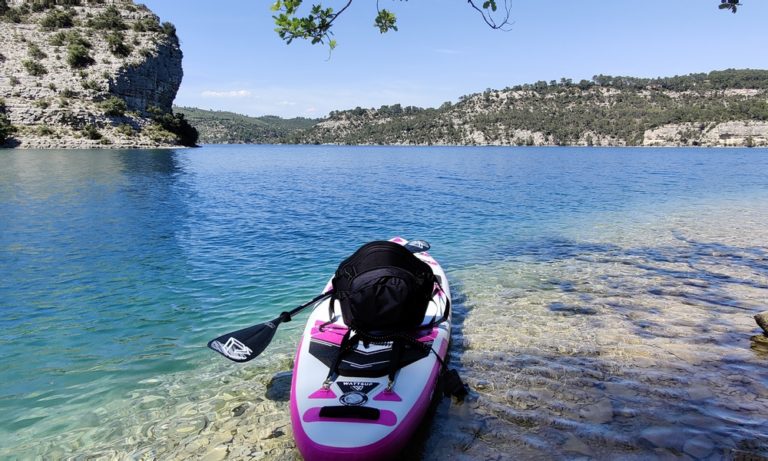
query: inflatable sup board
290 237 451 461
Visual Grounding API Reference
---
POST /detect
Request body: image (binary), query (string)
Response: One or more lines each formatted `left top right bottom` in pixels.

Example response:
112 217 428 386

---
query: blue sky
140 0 768 119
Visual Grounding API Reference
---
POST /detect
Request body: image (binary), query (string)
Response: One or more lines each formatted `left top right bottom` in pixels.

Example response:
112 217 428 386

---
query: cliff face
0 0 190 148
643 121 768 147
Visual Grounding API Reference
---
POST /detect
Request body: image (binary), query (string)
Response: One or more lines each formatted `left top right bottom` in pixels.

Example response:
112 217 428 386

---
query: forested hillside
290 69 768 147
180 69 768 147
173 106 317 144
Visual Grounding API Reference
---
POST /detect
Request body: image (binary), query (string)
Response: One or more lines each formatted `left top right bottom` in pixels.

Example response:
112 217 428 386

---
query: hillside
174 106 317 144
286 69 768 147
0 0 196 148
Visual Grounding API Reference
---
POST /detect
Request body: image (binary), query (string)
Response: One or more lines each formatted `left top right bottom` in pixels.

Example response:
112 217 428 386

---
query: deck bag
330 240 436 333
315 241 438 384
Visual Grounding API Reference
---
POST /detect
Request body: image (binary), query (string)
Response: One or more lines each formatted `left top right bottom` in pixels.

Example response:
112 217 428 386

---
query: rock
755 311 768 334
201 445 228 461
232 403 248 417
562 434 593 457
687 385 715 401
639 427 682 451
578 398 614 424
683 435 714 458
265 428 285 440
265 371 293 402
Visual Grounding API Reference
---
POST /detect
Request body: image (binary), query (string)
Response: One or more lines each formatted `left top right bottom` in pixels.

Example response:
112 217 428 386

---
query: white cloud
200 90 252 98
177 81 459 118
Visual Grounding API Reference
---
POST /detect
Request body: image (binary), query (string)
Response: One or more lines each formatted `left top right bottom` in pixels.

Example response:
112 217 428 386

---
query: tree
271 0 513 49
271 1 742 50
0 99 15 145
718 0 741 13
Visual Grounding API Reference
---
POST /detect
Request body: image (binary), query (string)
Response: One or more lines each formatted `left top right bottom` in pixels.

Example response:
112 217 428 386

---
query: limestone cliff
0 0 195 148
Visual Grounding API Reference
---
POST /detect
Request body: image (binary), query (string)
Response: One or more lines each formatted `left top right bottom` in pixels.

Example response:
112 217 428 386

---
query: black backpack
318 240 467 398
330 241 436 333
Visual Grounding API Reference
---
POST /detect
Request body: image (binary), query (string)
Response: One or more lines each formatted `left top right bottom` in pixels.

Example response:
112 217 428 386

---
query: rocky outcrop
643 121 768 147
0 0 190 148
109 31 182 114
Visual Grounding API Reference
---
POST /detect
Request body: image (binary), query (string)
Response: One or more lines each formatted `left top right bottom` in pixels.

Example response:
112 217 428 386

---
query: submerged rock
683 435 714 458
265 371 293 402
579 398 614 424
755 311 768 334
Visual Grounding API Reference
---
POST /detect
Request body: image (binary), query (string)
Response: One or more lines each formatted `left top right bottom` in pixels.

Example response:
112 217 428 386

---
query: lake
1 145 767 459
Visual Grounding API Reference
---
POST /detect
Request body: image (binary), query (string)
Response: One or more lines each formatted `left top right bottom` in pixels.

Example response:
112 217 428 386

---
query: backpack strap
395 331 467 399
386 337 405 390
322 328 355 389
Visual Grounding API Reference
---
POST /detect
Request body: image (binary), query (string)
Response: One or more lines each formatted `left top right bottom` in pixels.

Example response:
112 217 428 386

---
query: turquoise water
1 146 767 459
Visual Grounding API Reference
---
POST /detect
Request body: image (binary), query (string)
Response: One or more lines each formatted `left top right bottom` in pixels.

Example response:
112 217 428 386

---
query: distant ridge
173 106 318 144
181 69 768 148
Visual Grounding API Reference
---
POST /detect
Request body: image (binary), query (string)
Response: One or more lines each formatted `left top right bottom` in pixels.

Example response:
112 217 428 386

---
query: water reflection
0 149 203 455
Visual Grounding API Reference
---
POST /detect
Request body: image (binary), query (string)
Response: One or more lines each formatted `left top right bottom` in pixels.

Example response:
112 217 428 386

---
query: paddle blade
405 240 431 253
208 318 281 363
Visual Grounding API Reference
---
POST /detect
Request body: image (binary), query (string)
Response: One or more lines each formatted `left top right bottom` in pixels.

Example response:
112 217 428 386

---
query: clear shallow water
0 145 767 459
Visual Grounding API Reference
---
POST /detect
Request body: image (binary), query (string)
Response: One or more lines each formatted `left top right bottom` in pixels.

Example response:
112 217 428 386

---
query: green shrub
40 8 74 29
147 106 199 146
81 79 100 91
67 31 92 48
161 21 176 37
60 88 76 98
99 96 126 116
0 99 15 145
28 43 47 59
132 16 160 33
66 43 94 68
9 76 20 86
143 123 176 143
3 8 24 23
106 31 131 57
49 31 67 46
23 59 48 76
115 123 134 137
30 0 55 12
36 124 55 136
34 98 51 109
87 5 125 30
82 124 101 140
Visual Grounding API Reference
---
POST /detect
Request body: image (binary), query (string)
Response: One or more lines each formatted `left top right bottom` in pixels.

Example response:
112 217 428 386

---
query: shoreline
3 142 766 150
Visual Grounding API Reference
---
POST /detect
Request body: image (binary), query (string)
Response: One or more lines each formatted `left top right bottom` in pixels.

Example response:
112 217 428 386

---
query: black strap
396 331 467 399
386 337 405 384
324 328 355 385
327 291 335 320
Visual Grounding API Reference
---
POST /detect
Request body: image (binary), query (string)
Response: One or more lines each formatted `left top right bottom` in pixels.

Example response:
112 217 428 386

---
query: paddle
207 291 332 363
208 239 431 363
404 239 430 253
